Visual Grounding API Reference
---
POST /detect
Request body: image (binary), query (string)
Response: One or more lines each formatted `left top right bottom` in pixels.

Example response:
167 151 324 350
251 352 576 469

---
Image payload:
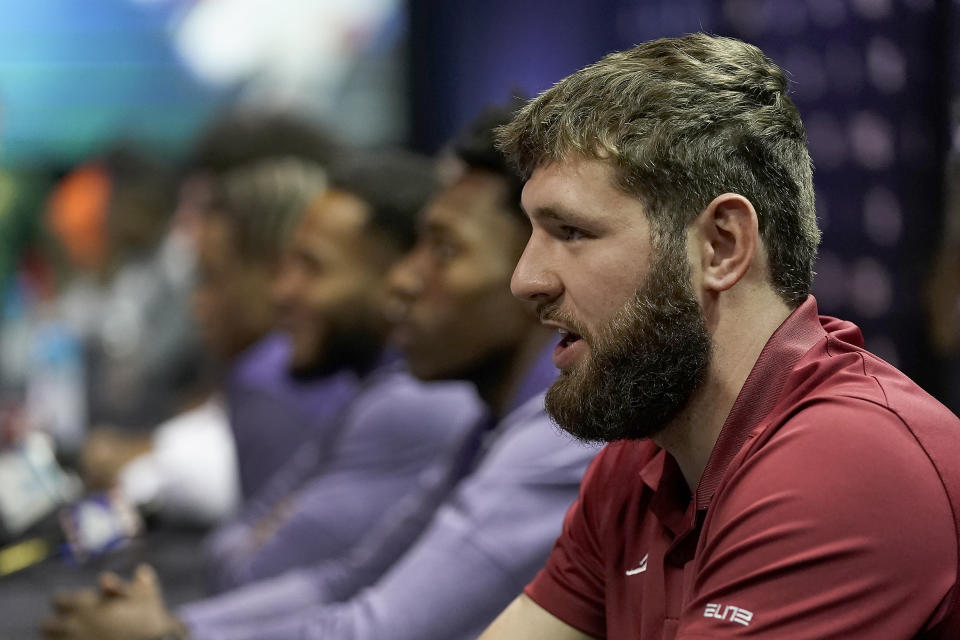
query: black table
0 528 209 639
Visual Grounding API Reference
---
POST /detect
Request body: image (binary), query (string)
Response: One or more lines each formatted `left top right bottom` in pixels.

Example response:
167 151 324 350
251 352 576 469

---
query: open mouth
554 328 586 369
558 328 582 348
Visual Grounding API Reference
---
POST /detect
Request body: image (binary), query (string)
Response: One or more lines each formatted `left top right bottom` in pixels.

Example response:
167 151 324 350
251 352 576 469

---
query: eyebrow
293 244 324 265
420 219 452 236
523 204 593 228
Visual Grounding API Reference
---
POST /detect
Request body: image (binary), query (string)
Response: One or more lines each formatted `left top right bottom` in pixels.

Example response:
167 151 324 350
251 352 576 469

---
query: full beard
288 314 384 381
543 243 711 443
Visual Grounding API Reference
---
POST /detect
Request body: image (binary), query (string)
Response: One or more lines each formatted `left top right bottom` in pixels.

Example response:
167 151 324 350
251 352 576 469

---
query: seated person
41 105 598 640
202 149 484 591
48 150 201 436
83 157 342 524
481 34 960 639
81 112 345 520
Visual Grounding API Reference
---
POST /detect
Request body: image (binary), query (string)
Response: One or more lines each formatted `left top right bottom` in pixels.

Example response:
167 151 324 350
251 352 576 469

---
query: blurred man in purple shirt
192 158 359 503
80 115 350 515
201 150 484 591
42 106 597 640
83 155 350 523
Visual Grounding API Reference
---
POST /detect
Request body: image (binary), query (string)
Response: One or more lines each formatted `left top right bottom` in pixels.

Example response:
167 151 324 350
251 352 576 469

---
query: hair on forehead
327 149 438 254
452 99 528 224
206 157 327 264
185 110 340 179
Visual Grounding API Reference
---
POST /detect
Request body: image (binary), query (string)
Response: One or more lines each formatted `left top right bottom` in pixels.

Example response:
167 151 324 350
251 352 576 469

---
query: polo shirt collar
693 295 827 510
639 448 666 492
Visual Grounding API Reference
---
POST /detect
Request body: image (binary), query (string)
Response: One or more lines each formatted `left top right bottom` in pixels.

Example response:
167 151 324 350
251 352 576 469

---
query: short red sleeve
677 399 957 639
524 448 612 638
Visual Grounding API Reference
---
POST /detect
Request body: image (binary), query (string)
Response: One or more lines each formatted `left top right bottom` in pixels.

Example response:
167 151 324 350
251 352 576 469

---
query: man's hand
40 564 186 640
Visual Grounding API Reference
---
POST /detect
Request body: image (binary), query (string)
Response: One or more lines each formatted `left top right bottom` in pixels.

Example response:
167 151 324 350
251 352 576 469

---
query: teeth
558 329 570 339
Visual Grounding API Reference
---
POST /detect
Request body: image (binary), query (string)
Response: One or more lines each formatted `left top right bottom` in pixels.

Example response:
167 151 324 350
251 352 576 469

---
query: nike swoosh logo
625 553 649 576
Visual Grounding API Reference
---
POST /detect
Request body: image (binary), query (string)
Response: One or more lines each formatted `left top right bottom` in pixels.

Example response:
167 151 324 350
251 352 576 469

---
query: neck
470 325 554 419
653 287 792 490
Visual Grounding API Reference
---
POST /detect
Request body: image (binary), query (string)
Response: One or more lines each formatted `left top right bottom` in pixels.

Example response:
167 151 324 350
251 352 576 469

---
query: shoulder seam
823 336 890 410
856 349 890 409
878 398 960 622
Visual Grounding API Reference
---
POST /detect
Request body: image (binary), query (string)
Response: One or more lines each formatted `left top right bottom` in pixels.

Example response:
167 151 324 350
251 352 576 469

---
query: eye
429 239 459 262
297 252 325 276
561 225 587 241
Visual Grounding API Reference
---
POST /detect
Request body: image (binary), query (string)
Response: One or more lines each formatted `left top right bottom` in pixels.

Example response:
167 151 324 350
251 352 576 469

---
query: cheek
194 288 226 324
477 295 534 353
304 275 378 325
236 277 272 317
440 285 523 349
417 271 486 327
569 255 645 328
304 280 358 312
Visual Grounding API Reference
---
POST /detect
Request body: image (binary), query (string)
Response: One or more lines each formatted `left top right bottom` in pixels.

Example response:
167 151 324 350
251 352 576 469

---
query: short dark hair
452 100 527 221
497 34 820 307
185 111 340 178
327 150 438 253
206 157 327 264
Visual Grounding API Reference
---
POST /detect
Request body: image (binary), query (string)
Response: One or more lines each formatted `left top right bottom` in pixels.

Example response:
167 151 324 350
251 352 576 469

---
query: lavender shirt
205 354 485 592
180 346 599 640
225 333 361 500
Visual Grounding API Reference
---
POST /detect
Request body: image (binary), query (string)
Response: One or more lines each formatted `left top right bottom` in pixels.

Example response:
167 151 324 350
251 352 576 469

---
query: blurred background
0 0 958 440
0 1 957 634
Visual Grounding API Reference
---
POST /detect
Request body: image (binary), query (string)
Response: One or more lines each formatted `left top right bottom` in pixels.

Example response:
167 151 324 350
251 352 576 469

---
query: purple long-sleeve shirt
205 354 485 592
225 333 361 500
180 346 600 640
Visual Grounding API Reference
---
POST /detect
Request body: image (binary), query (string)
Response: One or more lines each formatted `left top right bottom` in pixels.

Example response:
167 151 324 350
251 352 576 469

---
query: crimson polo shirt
525 296 960 639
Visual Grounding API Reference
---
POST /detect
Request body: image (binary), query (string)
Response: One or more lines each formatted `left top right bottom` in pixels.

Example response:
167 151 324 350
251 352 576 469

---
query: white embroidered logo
624 554 649 576
704 603 753 627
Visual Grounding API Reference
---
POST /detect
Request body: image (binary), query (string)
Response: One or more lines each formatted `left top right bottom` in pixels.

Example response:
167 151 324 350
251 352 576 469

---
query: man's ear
692 193 759 293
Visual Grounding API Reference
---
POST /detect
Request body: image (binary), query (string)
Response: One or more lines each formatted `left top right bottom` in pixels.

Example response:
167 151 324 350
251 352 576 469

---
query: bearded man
481 33 960 639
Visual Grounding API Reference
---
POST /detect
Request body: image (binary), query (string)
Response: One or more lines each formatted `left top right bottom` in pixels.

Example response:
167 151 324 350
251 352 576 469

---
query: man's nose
385 250 424 301
511 235 562 304
271 263 299 307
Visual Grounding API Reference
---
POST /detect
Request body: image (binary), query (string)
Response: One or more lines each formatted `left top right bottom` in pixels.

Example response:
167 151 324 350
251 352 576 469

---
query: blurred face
192 215 274 360
171 174 213 238
273 190 387 377
386 170 532 381
512 157 711 442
